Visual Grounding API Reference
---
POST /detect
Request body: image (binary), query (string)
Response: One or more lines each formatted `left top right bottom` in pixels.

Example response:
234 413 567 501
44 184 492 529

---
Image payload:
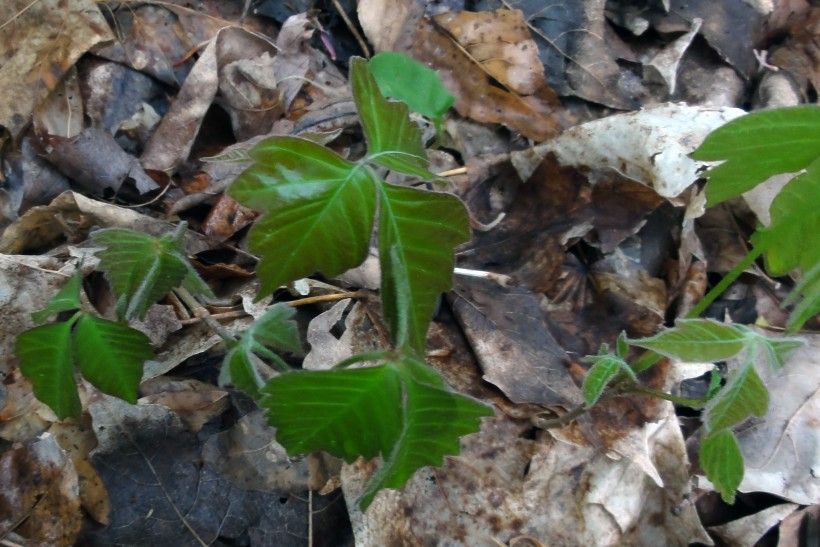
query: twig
437 166 467 177
0 0 43 31
308 489 314 547
179 309 247 326
531 401 589 429
330 0 371 57
454 267 512 287
287 290 366 307
179 291 366 327
174 287 236 343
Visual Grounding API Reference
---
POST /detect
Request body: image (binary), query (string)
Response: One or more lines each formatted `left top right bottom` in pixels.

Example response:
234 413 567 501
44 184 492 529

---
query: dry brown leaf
202 194 257 240
139 377 229 432
0 435 82 546
434 10 546 95
49 419 111 525
0 191 212 254
37 126 160 195
358 0 563 140
344 411 710 546
0 0 112 138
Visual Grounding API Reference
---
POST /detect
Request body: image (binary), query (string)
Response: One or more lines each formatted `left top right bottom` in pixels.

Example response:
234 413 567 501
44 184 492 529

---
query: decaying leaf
358 0 564 140
85 396 347 545
511 104 746 200
729 333 820 505
344 412 710 545
0 0 112 138
0 434 82 546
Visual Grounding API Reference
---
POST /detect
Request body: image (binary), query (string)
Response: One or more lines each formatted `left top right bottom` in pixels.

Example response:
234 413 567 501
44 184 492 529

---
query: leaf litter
1 0 819 545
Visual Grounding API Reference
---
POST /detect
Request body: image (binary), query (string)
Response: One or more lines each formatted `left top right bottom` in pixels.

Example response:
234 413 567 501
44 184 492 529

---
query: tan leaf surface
0 0 112 138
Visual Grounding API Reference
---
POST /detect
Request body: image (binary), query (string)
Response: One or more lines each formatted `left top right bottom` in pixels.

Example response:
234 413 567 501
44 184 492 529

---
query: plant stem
687 246 764 319
174 288 236 343
623 385 708 409
631 246 764 374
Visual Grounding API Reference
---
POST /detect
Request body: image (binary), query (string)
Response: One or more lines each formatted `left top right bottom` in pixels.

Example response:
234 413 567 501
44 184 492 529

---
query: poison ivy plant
582 334 636 406
228 55 489 509
219 303 303 399
263 354 489 508
15 225 215 419
620 319 803 503
92 222 213 320
15 272 153 419
691 105 820 331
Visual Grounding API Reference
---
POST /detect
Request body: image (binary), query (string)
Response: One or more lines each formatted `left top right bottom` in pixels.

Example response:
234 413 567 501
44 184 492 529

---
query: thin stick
454 267 512 287
308 489 314 547
330 0 371 57
437 166 467 177
174 288 236 343
179 291 366 327
0 0 43 31
287 290 366 307
179 309 247 326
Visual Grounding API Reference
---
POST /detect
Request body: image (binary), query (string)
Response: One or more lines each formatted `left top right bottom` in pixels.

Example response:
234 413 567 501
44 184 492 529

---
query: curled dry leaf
0 191 212 255
37 127 160 195
511 104 746 201
49 419 111 525
139 377 229 432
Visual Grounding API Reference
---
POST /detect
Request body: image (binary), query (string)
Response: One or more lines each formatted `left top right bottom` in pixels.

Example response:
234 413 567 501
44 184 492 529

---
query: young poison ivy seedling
580 106 817 504
226 55 491 509
15 222 213 419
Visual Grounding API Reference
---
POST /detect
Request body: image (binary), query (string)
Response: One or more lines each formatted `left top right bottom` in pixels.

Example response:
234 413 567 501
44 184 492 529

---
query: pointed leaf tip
350 57 438 180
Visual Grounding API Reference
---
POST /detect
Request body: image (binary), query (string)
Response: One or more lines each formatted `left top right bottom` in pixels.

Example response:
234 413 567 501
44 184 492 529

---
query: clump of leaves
16 272 153 419
15 224 213 419
582 320 801 503
14 53 485 510
691 105 820 331
225 55 490 509
580 106 817 505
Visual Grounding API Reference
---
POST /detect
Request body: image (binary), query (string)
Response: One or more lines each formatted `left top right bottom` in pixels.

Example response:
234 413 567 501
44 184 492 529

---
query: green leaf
31 272 83 323
92 226 212 320
15 321 81 419
736 327 804 369
221 303 302 398
629 319 747 363
228 137 378 298
350 57 436 180
753 158 820 275
705 361 768 432
582 352 634 406
74 314 153 403
378 184 470 354
699 429 743 504
368 52 454 131
691 105 820 206
783 261 820 333
358 358 491 508
751 158 820 332
261 354 491 509
616 331 629 358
